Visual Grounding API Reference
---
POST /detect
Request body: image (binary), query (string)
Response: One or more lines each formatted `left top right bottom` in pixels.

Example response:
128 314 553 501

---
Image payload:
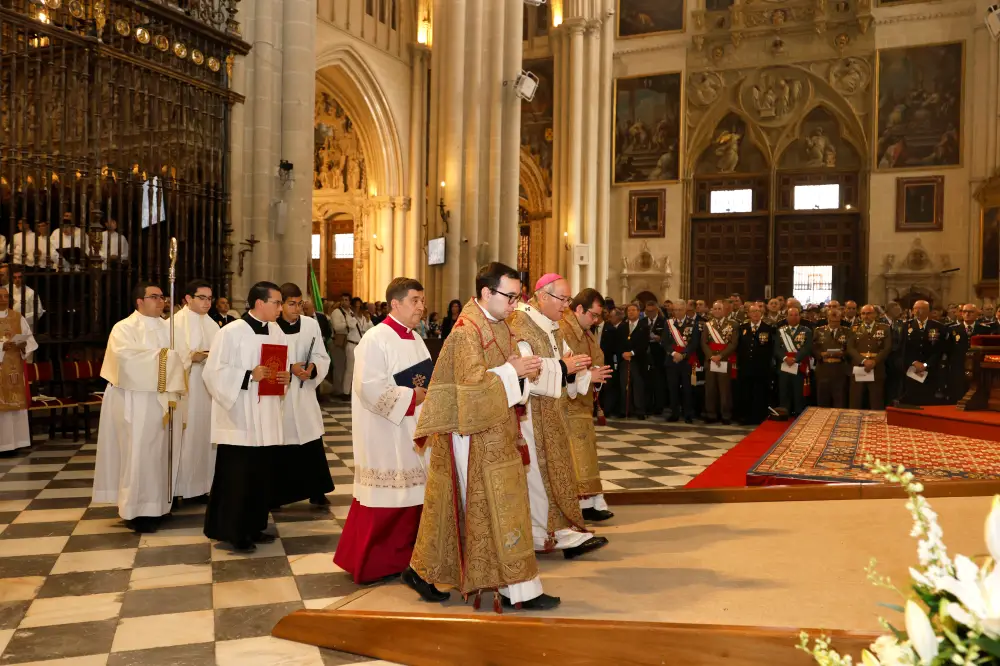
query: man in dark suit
617 303 649 419
901 299 946 405
599 308 622 417
944 303 993 403
663 301 700 423
644 300 667 416
736 304 774 425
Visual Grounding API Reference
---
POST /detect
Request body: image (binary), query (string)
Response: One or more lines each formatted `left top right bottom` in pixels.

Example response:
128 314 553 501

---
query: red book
259 343 288 396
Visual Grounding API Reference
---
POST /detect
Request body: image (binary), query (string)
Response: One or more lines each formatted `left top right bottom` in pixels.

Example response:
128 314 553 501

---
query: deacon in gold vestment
507 274 610 559
558 288 614 522
407 263 561 611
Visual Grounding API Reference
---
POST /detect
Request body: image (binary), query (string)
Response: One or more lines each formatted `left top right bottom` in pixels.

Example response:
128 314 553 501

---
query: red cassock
333 500 423 584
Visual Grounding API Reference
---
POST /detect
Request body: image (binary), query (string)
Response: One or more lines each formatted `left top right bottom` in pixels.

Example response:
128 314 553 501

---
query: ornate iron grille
0 0 247 358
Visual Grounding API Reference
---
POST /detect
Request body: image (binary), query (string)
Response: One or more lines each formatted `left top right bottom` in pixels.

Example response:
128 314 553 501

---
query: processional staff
167 237 177 499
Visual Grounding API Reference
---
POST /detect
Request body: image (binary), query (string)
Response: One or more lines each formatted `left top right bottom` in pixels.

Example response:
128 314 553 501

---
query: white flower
868 635 917 666
905 600 938 665
935 554 1000 638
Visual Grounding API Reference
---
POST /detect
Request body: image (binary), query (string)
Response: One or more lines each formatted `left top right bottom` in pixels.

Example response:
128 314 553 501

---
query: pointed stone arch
518 146 549 215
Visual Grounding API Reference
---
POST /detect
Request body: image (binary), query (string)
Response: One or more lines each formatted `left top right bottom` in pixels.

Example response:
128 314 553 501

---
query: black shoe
667 415 679 423
252 531 276 544
563 536 609 560
125 516 159 534
402 567 450 602
190 494 210 505
721 419 731 426
309 495 331 506
685 418 693 424
500 592 561 611
703 418 718 425
582 508 615 522
230 539 257 553
340 394 352 402
637 415 646 420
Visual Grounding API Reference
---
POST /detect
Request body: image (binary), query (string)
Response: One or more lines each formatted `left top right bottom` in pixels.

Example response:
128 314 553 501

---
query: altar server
559 288 614 522
508 274 609 558
93 282 186 533
0 287 35 454
272 283 334 507
172 279 218 502
334 277 432 583
409 263 556 611
202 281 290 552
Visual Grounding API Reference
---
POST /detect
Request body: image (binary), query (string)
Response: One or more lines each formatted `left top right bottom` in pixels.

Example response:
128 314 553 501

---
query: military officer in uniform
774 306 813 417
663 301 699 424
847 304 892 409
812 304 850 408
944 304 993 404
842 301 860 330
901 300 946 406
736 304 774 425
644 300 667 416
701 300 739 424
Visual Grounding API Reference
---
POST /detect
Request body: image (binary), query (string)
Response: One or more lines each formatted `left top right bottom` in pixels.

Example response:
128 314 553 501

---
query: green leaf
879 603 905 614
973 636 1000 659
886 622 907 642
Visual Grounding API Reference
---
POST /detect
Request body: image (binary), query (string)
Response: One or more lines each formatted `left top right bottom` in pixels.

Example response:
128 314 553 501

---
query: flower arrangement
799 459 1000 666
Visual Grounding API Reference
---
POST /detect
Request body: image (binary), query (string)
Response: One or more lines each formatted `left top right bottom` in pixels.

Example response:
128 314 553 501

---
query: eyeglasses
544 292 571 304
586 309 603 319
490 289 519 304
144 294 165 301
191 295 212 302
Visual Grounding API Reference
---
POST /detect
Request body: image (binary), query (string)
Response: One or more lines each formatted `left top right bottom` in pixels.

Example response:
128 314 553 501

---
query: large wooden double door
689 213 861 302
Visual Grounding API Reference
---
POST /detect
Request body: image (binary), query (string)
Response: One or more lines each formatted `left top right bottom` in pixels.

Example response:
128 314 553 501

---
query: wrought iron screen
0 0 248 358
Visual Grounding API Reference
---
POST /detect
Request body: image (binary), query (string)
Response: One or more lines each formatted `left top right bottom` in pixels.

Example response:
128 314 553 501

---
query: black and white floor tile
0 402 751 665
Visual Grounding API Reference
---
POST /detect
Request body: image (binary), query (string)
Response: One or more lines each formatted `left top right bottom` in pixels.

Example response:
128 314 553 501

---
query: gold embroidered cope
557 309 603 498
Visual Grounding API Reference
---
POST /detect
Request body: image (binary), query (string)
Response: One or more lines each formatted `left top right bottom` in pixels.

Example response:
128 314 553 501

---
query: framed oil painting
875 41 964 171
895 176 944 231
629 189 665 238
617 0 684 37
613 72 682 185
982 206 999 283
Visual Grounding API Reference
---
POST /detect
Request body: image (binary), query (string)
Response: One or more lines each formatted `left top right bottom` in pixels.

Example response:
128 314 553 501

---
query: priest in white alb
334 277 432 584
0 287 36 455
172 279 218 503
273 282 334 508
202 281 289 553
93 282 186 533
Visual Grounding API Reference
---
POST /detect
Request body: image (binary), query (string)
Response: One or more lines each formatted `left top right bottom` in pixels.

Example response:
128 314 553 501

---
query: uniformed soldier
701 299 739 424
763 298 783 327
774 306 812 417
847 304 892 409
945 304 960 326
981 303 999 333
842 301 860 330
663 301 699 423
900 300 946 405
736 304 774 425
812 304 850 408
944 304 993 404
730 293 749 324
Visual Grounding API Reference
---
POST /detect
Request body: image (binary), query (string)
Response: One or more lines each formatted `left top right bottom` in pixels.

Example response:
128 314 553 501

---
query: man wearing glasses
508 274 610 560
944 304 992 404
559 288 615 522
94 282 187 533
171 279 219 505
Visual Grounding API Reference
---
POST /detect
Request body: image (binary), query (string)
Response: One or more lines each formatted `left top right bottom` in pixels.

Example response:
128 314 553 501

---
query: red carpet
886 405 1000 442
685 421 792 488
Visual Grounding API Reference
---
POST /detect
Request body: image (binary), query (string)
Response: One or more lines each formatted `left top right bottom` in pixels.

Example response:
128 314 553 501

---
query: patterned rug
748 407 1000 484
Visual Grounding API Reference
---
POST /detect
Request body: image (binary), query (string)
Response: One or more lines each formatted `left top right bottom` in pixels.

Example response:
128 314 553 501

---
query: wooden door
316 218 355 299
690 216 769 301
773 214 860 300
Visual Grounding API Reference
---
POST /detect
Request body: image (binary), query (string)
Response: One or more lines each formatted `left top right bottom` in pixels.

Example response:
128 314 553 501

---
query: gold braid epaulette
157 348 168 393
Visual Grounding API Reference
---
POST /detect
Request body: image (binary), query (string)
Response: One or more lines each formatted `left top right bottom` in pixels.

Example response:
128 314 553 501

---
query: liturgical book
259 343 288 396
393 357 434 389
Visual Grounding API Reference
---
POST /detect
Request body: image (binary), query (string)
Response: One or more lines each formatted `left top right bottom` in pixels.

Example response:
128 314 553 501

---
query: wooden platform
273 493 992 665
887 404 1000 443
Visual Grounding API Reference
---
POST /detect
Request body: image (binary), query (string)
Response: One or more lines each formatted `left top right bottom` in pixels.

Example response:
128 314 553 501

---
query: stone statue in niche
804 127 836 167
714 127 742 172
346 155 362 193
688 72 724 107
829 58 870 96
749 74 802 120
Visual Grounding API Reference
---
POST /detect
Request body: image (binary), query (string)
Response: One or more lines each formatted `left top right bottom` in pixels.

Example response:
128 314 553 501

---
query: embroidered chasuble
507 300 587 543
410 300 537 596
557 309 604 499
0 312 28 413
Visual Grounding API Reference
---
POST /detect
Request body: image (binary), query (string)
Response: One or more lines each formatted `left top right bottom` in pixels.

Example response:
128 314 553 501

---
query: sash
779 327 811 396
705 321 737 379
667 319 698 382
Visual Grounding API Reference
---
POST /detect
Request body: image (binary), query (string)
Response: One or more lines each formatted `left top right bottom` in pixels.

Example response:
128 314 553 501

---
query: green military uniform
812 324 850 408
846 321 892 409
700 316 738 423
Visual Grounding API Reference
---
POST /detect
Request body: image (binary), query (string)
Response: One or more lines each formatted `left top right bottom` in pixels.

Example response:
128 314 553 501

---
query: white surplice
203 317 286 447
514 302 593 551
172 306 219 497
351 316 431 508
447 303 541 604
282 315 330 445
0 310 37 452
8 284 44 332
93 312 186 519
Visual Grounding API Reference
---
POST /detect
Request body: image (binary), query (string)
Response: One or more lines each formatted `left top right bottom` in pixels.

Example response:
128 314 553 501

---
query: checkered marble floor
0 403 751 665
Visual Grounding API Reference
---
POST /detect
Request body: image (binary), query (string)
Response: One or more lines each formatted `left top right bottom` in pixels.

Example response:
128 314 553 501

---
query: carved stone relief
314 90 367 195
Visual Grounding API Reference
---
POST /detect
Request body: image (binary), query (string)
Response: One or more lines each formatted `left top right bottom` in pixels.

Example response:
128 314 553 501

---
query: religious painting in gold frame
975 172 1000 296
874 41 964 171
613 72 682 185
628 189 666 238
617 0 684 38
895 176 943 232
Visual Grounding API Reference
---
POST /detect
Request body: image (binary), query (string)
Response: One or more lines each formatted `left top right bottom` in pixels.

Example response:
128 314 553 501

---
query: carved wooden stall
0 0 249 358
683 1 872 301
